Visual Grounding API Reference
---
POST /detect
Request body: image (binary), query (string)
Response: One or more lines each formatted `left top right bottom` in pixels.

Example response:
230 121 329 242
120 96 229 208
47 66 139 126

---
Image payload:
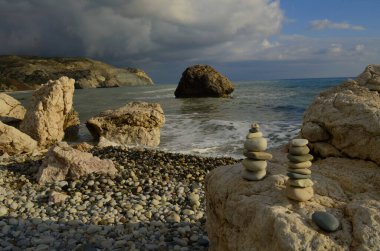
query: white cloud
261 39 280 49
354 44 365 52
310 19 365 31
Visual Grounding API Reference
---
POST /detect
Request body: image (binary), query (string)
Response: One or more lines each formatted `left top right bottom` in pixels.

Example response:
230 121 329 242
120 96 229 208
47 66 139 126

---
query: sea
9 77 348 159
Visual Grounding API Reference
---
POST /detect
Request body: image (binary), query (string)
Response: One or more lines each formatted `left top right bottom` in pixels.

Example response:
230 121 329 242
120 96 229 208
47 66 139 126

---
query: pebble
246 132 263 139
243 151 273 160
285 185 314 202
0 147 238 250
0 206 8 217
291 139 309 147
287 154 314 163
288 178 314 188
287 168 311 175
242 169 266 181
242 159 267 171
312 211 340 232
288 161 312 169
289 146 310 156
244 138 267 152
287 172 311 179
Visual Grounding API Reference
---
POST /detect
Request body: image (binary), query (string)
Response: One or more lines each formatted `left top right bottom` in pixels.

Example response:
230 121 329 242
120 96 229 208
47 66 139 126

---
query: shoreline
0 146 238 250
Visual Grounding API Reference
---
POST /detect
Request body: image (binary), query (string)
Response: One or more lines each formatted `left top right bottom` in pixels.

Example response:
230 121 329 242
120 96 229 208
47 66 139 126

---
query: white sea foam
160 114 301 159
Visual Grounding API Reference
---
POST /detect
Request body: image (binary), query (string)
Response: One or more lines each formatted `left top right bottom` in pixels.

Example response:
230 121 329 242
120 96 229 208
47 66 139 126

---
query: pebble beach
0 146 238 251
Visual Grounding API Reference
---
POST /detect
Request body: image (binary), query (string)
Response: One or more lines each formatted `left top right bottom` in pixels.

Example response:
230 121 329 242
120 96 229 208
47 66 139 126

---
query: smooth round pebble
289 146 310 156
291 139 309 147
312 211 340 232
287 172 311 180
242 159 267 171
288 178 314 188
246 132 263 139
287 154 313 163
243 151 272 160
285 185 314 202
287 168 311 175
242 169 266 181
244 138 267 152
288 161 312 169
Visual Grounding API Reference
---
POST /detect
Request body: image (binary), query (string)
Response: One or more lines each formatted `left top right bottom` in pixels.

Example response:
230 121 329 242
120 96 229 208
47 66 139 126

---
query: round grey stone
312 211 340 232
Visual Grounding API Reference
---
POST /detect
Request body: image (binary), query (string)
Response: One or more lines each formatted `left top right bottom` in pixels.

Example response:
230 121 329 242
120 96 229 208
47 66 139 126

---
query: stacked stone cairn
285 138 314 202
241 123 272 181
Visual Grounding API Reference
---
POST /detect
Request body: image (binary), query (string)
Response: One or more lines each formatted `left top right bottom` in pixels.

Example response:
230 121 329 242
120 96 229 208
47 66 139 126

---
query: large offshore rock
206 149 380 251
301 78 380 165
0 55 154 91
174 65 234 98
0 93 26 126
86 101 165 147
36 142 117 184
0 121 37 155
19 76 75 148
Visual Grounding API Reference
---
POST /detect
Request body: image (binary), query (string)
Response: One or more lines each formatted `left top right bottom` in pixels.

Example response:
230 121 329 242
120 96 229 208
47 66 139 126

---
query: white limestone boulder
0 93 26 126
0 121 38 155
86 101 165 147
36 142 117 184
19 76 75 148
301 78 380 165
206 148 380 251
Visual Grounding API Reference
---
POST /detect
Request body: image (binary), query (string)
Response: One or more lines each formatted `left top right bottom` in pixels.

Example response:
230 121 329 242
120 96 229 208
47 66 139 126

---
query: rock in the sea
86 101 165 147
0 55 154 91
19 76 75 148
312 211 340 232
0 121 38 155
0 93 26 126
206 148 380 251
301 71 380 165
174 65 234 98
36 141 117 184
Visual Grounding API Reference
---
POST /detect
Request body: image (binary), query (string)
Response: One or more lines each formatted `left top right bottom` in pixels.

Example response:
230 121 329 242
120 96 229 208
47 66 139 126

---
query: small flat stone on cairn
285 138 314 202
241 123 272 181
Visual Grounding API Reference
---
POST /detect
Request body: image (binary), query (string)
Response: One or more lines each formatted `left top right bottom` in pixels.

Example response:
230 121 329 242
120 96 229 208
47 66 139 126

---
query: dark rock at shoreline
174 65 234 98
0 55 154 91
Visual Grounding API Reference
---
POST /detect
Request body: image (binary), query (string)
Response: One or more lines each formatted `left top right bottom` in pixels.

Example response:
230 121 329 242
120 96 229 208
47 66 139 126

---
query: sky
0 0 379 83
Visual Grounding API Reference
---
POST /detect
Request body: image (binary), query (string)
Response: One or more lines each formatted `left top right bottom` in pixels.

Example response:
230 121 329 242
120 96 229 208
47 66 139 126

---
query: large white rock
301 77 380 165
206 148 380 251
36 141 117 184
19 76 75 148
86 101 165 147
0 121 38 155
0 93 26 125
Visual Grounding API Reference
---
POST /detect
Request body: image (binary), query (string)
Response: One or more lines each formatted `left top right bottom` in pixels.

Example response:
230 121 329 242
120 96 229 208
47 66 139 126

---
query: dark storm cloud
0 0 284 66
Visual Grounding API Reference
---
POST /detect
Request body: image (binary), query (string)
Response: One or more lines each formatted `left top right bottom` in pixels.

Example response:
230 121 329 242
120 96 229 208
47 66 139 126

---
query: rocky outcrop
355 64 380 86
0 121 38 155
206 148 380 251
36 142 117 184
86 101 165 147
0 55 154 91
19 76 75 148
174 65 234 98
301 78 380 165
0 93 26 126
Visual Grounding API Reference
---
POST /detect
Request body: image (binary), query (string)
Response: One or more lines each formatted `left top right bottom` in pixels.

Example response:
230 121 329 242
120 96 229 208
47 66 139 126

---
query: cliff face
0 56 154 91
